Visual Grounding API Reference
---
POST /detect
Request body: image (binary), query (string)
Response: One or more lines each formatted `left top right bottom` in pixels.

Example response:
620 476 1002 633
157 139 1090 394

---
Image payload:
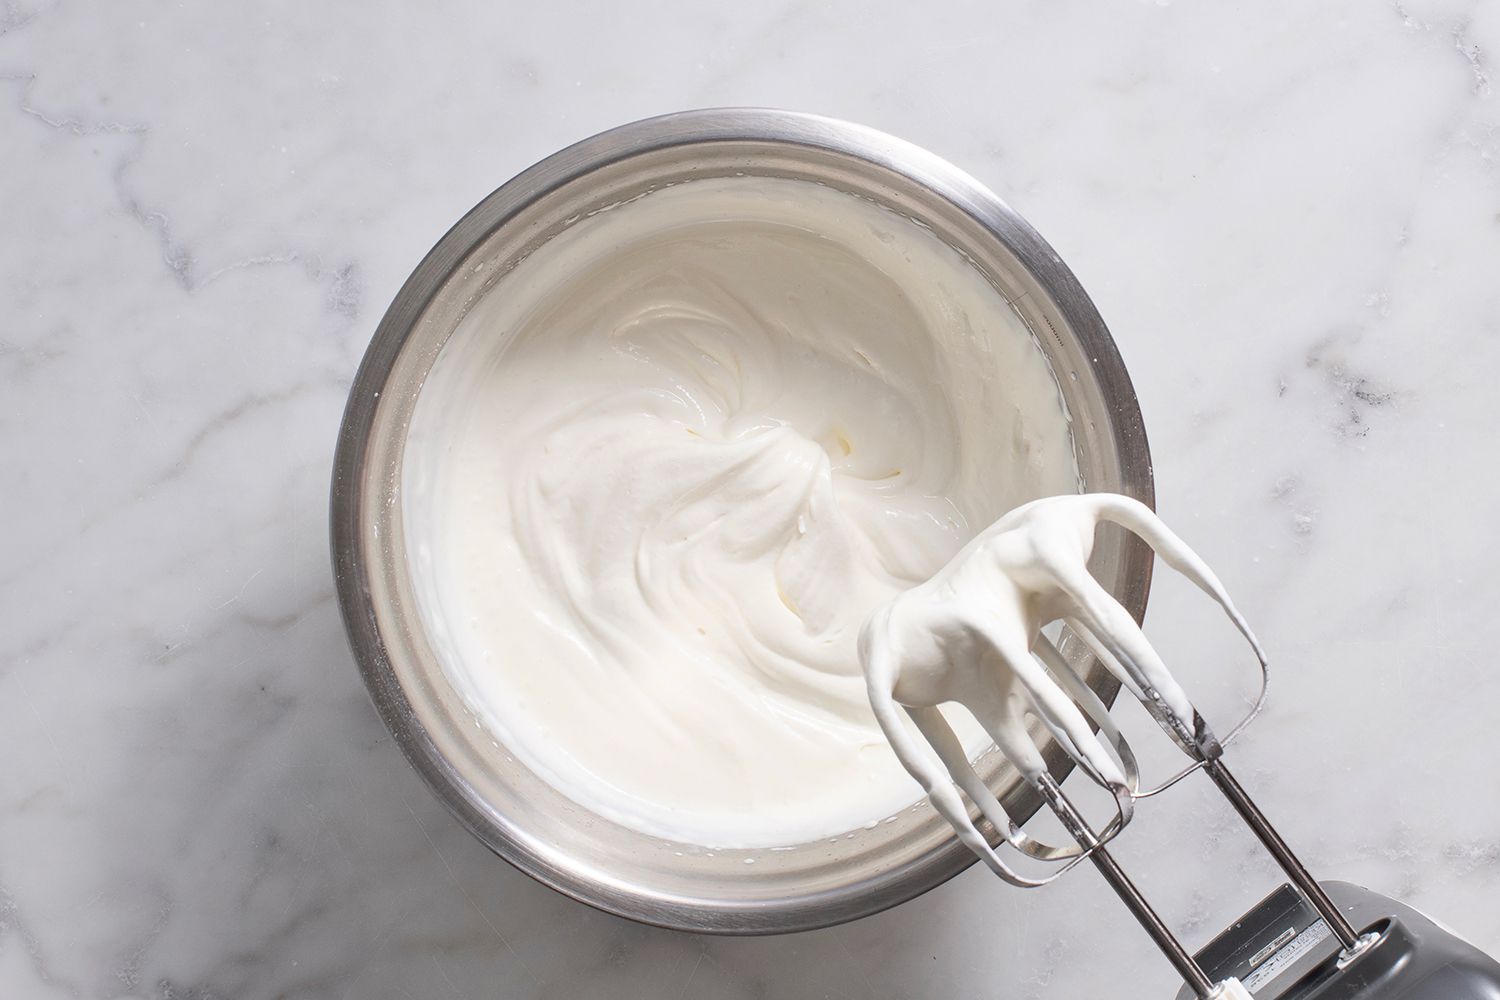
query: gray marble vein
3 0 1498 997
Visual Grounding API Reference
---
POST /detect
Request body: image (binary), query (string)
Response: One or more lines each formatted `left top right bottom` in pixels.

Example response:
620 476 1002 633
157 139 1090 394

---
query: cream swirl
404 176 1079 847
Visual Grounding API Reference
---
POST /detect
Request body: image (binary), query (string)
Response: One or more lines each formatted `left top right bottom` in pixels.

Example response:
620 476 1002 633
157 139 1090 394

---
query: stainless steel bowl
331 109 1154 934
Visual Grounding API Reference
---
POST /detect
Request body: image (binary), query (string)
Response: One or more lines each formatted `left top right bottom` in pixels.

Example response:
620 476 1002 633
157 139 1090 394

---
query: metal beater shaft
1199 758 1360 949
1037 773 1217 999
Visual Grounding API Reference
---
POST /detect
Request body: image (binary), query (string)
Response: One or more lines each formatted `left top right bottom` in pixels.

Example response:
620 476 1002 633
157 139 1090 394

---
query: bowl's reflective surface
331 109 1154 934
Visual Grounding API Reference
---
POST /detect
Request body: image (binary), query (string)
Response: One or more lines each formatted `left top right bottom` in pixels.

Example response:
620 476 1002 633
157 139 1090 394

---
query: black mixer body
1173 881 1500 999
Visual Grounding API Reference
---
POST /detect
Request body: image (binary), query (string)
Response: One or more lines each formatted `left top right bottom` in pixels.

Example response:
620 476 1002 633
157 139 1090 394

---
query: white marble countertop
4 1 1499 996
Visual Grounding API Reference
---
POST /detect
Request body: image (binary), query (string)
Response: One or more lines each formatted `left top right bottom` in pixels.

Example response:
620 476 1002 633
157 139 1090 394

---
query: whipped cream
860 492 1264 876
403 175 1080 847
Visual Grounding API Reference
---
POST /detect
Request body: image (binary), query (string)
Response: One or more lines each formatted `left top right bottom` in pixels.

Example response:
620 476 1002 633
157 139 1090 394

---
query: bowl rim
330 107 1155 934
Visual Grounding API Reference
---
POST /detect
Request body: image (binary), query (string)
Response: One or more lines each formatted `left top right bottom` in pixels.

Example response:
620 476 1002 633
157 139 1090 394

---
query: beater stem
1199 759 1361 950
1037 774 1217 999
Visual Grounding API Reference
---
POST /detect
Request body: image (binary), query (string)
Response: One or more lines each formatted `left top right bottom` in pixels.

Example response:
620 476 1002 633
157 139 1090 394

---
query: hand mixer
862 493 1500 1000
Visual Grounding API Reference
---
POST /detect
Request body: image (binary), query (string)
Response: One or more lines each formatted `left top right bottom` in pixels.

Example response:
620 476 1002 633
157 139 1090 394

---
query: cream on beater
859 493 1265 877
859 498 1275 1000
403 175 1080 848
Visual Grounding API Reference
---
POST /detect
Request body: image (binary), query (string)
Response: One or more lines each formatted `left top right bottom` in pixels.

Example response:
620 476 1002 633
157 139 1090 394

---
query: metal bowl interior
331 109 1154 934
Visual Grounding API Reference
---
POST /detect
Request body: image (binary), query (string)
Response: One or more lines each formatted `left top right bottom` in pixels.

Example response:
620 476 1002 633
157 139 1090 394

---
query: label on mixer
1243 920 1331 993
1249 927 1297 969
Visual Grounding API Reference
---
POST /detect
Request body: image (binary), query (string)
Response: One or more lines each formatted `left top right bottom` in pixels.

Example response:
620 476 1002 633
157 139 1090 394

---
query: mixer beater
861 494 1500 999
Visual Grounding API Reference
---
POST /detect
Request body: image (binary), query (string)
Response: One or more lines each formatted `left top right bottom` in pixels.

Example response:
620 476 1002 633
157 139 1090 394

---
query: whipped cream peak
860 493 1264 877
